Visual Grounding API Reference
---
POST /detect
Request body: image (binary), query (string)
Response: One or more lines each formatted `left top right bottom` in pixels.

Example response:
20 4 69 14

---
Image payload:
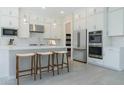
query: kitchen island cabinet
0 46 67 80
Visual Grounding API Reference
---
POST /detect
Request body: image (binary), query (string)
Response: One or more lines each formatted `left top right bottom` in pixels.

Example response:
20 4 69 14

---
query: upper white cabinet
18 23 29 38
0 7 18 17
87 15 95 31
29 15 44 25
0 8 19 28
74 18 86 30
0 16 18 28
18 9 30 38
87 7 104 17
107 8 124 36
95 13 104 30
87 13 104 31
108 7 123 12
74 8 87 31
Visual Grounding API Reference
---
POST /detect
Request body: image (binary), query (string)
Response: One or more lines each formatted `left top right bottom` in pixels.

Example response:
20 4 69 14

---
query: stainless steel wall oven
88 30 103 59
89 45 102 59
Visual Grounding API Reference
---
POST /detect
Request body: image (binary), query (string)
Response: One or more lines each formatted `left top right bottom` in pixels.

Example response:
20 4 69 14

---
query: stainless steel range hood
29 24 44 33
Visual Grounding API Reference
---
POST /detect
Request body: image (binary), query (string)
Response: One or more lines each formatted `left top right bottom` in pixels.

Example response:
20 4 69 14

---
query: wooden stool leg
31 56 33 76
48 55 50 72
16 56 19 85
52 54 54 76
36 54 38 74
62 54 64 69
39 55 42 79
33 55 36 80
66 53 69 72
56 54 59 75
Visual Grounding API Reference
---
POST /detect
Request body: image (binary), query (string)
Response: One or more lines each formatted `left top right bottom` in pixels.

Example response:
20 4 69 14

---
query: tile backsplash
0 33 46 46
0 32 63 46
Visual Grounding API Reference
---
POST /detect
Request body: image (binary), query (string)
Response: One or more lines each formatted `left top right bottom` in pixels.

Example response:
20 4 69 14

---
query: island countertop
0 45 67 50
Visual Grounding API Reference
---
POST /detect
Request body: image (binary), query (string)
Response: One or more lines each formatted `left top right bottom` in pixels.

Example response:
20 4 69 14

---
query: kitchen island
0 46 67 80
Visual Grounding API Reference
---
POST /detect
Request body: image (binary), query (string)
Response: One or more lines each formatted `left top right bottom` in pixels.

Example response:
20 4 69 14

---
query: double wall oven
88 31 102 59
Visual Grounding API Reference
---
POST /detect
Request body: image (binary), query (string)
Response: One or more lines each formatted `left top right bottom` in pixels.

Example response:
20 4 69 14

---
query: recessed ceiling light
60 10 64 14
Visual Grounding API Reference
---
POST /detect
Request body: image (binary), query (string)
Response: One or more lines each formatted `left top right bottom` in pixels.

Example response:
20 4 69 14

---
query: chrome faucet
8 39 14 45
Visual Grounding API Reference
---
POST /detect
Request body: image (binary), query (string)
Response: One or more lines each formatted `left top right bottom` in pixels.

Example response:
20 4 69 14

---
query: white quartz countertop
0 45 67 50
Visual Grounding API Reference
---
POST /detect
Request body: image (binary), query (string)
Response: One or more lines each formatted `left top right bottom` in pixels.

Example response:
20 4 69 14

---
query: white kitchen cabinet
87 15 96 31
18 23 29 38
107 8 124 36
87 7 104 17
44 23 51 38
87 12 104 32
0 49 9 78
29 15 37 24
29 15 43 25
18 13 29 38
95 7 104 14
104 47 124 71
87 8 95 16
108 7 123 12
0 16 18 28
0 7 18 17
74 18 85 31
95 13 104 30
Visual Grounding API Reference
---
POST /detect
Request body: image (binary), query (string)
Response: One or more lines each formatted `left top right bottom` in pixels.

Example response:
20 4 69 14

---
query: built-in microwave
89 31 102 43
2 28 18 36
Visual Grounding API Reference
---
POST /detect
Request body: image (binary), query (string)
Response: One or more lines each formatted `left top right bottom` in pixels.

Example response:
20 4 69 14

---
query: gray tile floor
1 61 124 85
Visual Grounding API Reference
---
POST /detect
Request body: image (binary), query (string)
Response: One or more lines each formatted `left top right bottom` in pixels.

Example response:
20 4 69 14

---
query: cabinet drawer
0 16 18 28
0 7 18 17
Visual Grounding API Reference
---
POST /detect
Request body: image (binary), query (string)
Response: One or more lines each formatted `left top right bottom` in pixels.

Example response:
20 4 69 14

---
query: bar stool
54 51 69 75
36 51 54 79
16 53 36 85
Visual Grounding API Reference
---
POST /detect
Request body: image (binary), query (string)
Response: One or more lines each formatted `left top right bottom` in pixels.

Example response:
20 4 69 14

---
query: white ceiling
21 7 83 18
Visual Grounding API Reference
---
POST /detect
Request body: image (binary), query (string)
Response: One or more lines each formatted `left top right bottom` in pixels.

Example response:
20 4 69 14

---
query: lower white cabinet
104 47 124 71
0 49 9 78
